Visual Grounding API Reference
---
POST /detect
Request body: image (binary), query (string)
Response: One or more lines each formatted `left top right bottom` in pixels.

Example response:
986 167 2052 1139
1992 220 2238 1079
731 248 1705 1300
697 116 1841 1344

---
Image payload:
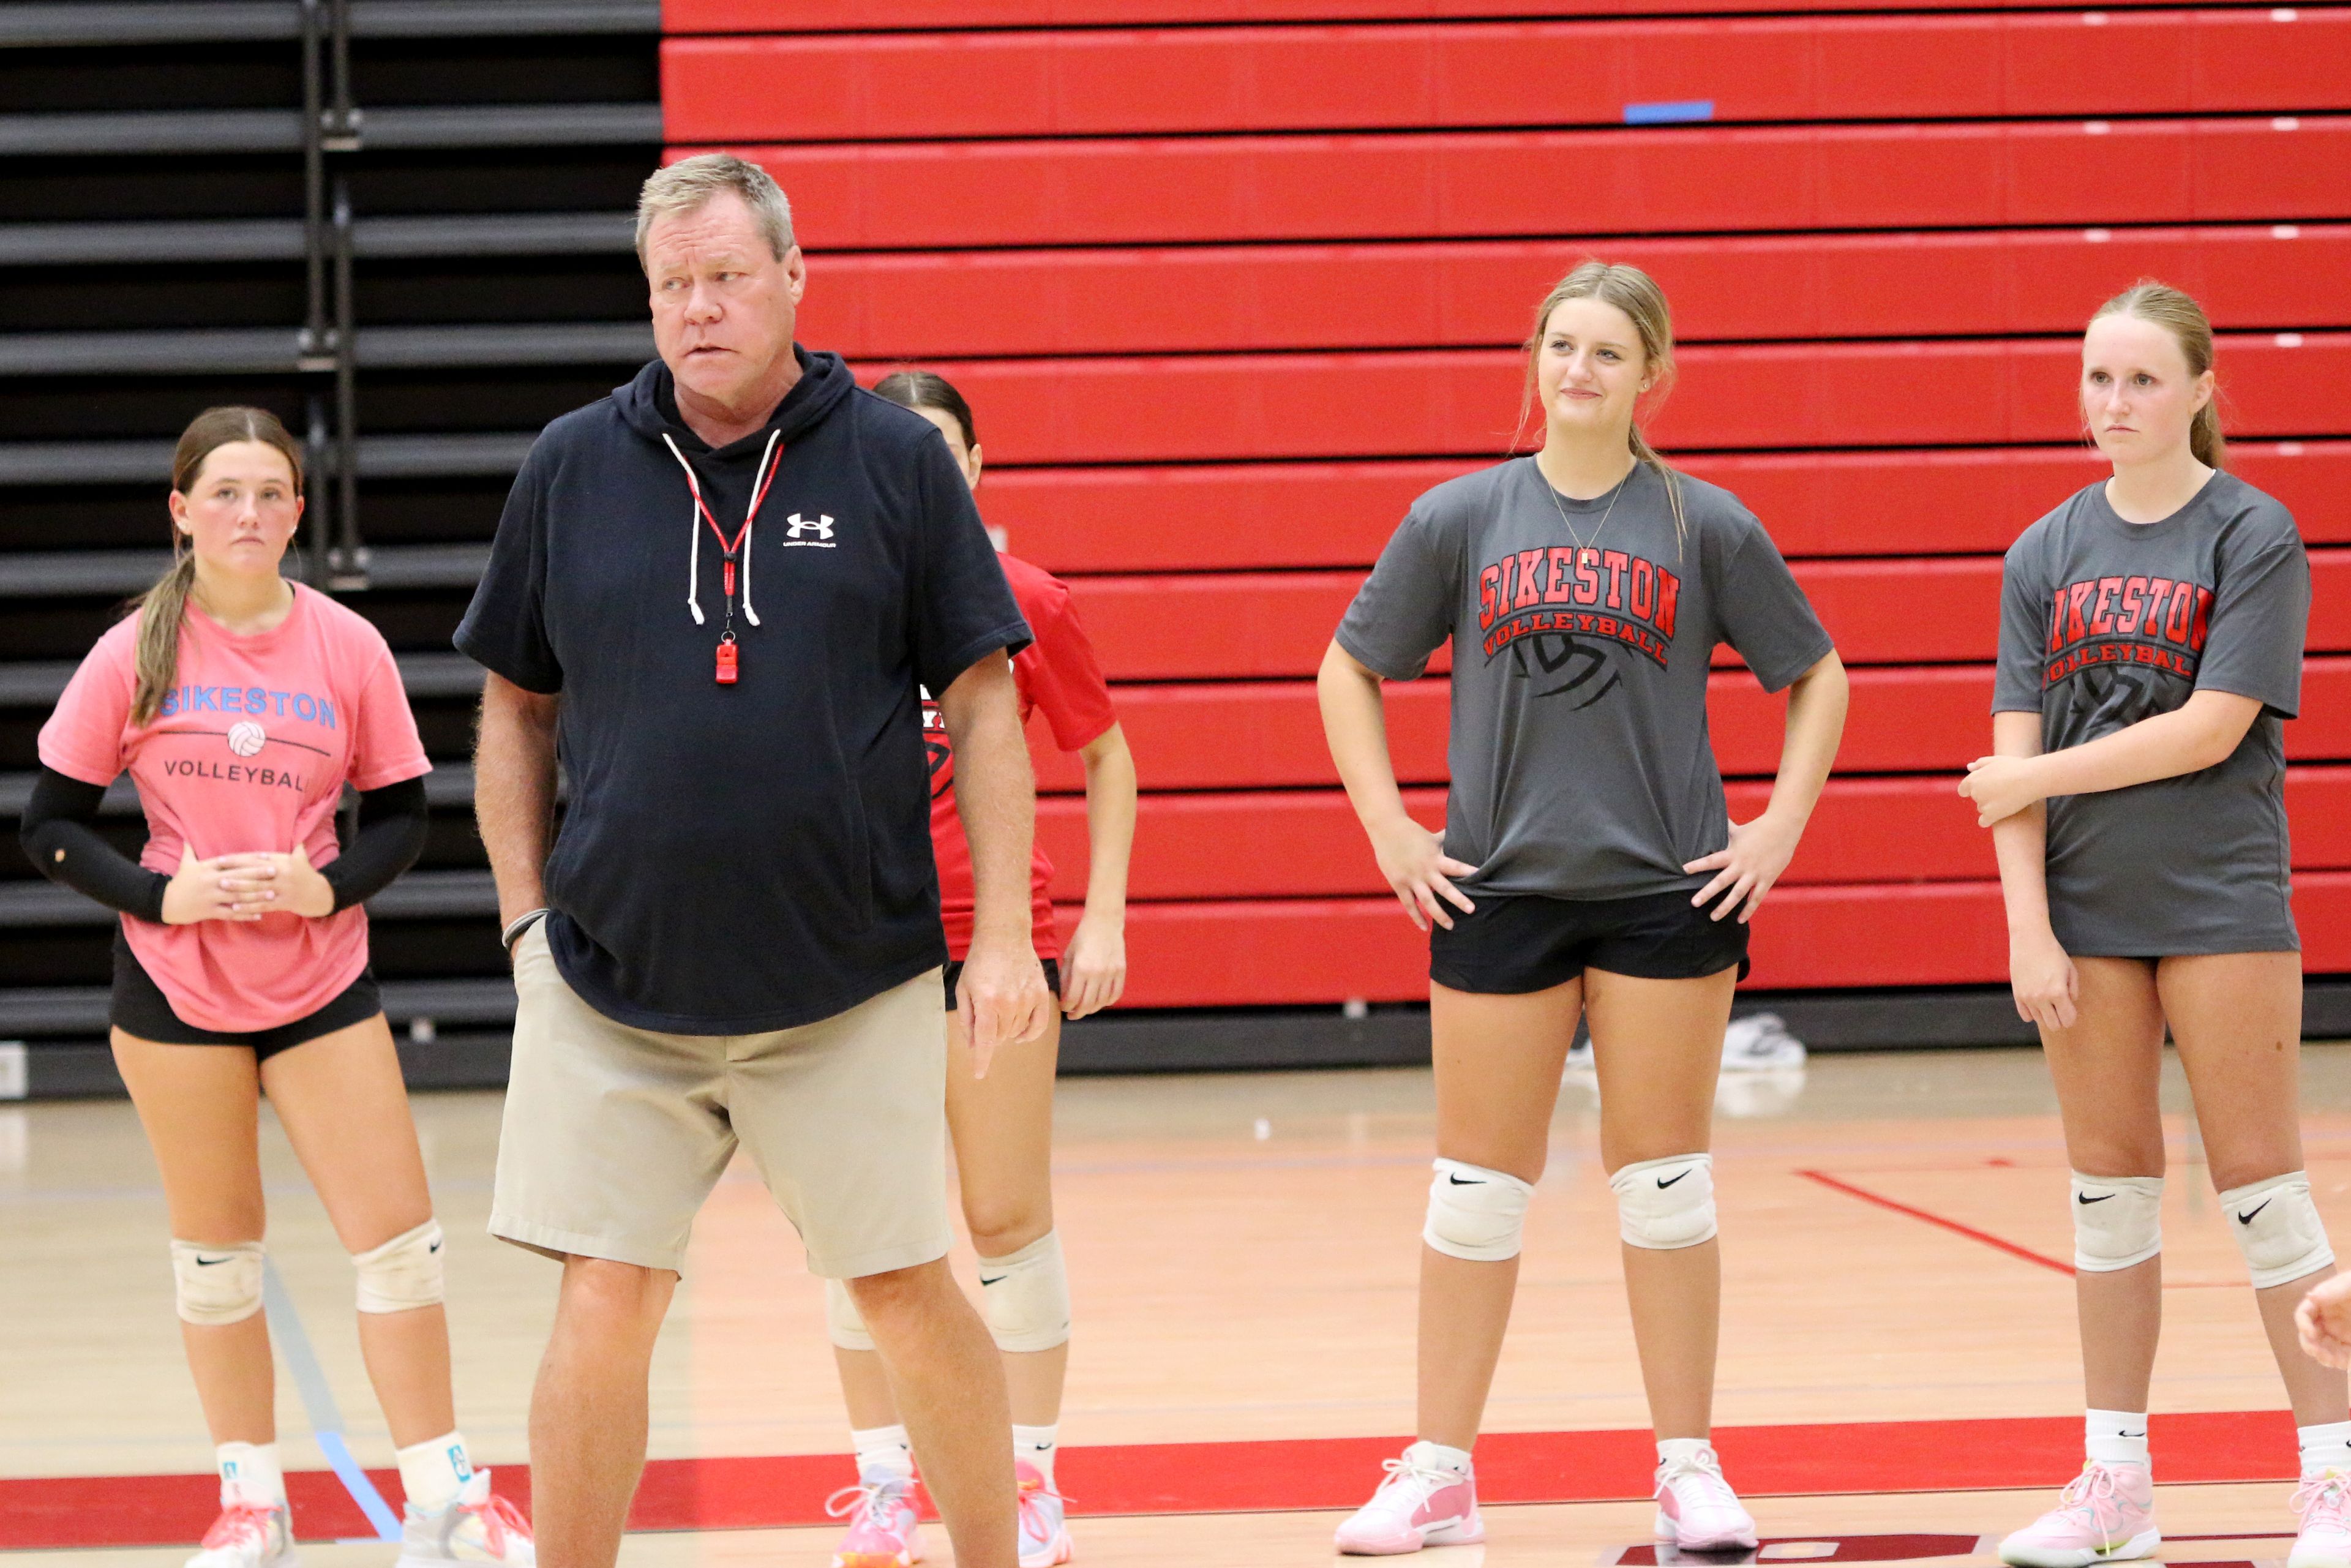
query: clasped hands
161 842 335 925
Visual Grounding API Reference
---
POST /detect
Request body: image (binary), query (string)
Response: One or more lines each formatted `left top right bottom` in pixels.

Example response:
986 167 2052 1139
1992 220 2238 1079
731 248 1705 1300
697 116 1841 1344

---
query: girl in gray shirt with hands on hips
1320 261 1848 1558
1967 282 2344 1568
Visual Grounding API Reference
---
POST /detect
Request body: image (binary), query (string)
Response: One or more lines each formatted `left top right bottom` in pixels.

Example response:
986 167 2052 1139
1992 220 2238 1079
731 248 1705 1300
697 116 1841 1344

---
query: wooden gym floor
6 1042 2350 1564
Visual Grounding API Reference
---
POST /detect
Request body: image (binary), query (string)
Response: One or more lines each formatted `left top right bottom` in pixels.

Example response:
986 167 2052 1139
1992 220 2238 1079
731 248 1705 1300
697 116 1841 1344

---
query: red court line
0 1411 2297 1550
1797 1169 2076 1277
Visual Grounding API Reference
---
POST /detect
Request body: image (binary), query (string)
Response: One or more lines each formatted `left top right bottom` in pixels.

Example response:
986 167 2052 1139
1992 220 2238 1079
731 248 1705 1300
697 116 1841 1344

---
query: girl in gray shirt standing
1320 261 1848 1556
1966 282 2345 1568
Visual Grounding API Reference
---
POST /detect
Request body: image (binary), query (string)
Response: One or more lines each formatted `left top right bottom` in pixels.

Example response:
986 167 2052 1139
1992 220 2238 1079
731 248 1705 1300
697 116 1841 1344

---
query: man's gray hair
636 153 795 268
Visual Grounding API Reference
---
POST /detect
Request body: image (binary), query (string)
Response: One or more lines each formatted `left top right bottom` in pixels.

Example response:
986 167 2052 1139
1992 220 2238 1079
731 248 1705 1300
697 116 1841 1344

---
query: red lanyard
680 441 783 601
674 437 784 684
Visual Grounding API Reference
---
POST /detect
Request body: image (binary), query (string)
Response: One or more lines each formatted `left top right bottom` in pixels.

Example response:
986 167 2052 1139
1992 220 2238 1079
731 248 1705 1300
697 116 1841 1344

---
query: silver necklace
1537 458 1633 552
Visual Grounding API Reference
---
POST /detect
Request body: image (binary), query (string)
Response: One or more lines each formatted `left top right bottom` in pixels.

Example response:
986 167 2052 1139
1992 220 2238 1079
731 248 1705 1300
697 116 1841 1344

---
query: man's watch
501 907 551 952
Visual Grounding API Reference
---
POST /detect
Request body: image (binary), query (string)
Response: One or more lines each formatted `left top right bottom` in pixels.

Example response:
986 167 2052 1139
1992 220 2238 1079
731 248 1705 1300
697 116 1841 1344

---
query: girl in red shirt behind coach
822 370 1138 1568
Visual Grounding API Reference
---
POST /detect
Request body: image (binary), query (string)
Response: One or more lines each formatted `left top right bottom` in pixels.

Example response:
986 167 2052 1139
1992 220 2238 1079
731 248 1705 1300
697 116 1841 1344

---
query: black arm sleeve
20 767 169 923
323 775 429 912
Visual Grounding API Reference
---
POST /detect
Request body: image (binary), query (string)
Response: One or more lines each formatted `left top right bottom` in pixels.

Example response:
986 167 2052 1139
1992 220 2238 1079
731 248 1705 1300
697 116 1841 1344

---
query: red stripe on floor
1798 1169 2077 1276
0 1411 2296 1549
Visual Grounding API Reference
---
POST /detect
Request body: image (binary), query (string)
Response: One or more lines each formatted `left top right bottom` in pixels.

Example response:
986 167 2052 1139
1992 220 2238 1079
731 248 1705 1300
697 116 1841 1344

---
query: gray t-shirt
1993 471 2309 956
1337 459 1834 902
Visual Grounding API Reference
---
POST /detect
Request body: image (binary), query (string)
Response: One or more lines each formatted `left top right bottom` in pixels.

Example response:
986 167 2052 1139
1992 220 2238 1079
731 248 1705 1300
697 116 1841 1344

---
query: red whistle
715 639 738 685
722 560 736 596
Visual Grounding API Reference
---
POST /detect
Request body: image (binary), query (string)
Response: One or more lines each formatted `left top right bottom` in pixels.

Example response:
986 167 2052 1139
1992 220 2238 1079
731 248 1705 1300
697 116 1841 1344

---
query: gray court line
260 1259 403 1542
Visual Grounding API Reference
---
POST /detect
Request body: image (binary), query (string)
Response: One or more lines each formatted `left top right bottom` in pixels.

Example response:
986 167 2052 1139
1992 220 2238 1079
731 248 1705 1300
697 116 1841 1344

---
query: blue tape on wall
1623 100 1715 125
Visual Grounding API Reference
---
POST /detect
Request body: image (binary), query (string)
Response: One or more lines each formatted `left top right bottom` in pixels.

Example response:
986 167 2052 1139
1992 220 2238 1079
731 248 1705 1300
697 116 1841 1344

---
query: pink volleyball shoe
2291 1470 2351 1568
1997 1461 2159 1567
1014 1461 1073 1567
186 1501 296 1568
826 1475 924 1568
1333 1442 1484 1556
1654 1444 1759 1551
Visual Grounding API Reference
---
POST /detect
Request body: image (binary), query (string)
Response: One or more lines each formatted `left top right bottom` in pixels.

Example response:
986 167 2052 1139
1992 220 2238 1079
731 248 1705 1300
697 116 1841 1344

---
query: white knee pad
171 1239 265 1326
2069 1172 2164 1272
2221 1171 2336 1288
353 1220 445 1314
978 1231 1072 1352
824 1275 875 1351
1610 1154 1717 1250
1423 1158 1535 1262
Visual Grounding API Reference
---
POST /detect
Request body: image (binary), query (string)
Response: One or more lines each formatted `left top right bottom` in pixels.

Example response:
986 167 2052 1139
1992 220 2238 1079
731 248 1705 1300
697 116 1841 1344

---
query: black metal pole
332 176 363 588
299 0 325 358
298 0 330 583
328 0 356 149
304 394 331 588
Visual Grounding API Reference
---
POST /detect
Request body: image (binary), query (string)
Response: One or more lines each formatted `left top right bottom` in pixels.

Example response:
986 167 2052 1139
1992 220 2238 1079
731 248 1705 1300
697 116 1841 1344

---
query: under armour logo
784 512 836 544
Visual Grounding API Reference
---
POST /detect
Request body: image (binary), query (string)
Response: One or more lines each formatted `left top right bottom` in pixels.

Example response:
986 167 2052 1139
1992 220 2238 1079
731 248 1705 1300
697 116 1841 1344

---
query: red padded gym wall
664 3 2351 1010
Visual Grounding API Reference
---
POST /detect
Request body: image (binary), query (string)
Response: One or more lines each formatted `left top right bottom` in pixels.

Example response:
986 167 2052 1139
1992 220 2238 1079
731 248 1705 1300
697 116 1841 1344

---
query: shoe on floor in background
1722 1013 1805 1071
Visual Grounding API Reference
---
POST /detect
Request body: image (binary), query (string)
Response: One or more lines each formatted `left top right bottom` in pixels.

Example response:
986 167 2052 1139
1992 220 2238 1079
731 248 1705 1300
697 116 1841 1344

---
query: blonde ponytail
129 547 197 727
2189 397 2227 471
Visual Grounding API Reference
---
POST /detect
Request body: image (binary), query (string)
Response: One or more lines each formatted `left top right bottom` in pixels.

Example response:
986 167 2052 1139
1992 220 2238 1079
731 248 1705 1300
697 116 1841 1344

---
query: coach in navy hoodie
457 154 1043 1568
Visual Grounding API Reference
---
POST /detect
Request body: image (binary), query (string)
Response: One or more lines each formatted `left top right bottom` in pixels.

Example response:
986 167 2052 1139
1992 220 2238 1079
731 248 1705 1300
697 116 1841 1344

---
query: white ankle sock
852 1424 915 1483
2086 1409 2151 1469
394 1431 474 1514
216 1442 285 1509
2301 1420 2351 1478
1657 1437 1715 1470
1013 1423 1059 1483
1404 1439 1472 1476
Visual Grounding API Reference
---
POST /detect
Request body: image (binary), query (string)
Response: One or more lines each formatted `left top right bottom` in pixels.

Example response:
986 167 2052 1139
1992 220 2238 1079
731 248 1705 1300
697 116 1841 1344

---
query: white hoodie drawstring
662 430 781 628
740 429 779 626
741 430 778 625
661 432 706 625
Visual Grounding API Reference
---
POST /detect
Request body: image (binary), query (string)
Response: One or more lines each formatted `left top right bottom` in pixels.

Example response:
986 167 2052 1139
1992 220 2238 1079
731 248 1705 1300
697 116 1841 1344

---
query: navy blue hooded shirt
455 349 1031 1032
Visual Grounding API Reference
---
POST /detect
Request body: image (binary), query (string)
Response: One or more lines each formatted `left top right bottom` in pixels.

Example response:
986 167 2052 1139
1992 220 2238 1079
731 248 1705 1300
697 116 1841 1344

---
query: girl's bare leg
263 1015 452 1446
1417 977 1581 1450
111 1032 273 1444
1585 966 1737 1440
2041 957 2168 1414
833 1010 1068 1428
2161 951 2347 1426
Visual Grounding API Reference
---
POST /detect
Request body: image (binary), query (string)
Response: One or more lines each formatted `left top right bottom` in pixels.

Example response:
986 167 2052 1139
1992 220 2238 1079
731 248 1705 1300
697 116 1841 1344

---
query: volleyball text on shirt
1477 543 1686 688
2041 573 2214 686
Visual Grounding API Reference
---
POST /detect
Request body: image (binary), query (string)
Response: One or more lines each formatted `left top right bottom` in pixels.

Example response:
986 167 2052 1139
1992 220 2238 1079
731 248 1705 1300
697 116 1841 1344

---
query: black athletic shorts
941 957 1062 1013
1429 889 1750 994
110 928 384 1060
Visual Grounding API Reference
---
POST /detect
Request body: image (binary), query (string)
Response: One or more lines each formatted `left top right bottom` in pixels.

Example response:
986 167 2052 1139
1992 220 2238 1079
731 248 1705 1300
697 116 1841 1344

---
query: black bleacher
0 0 660 1094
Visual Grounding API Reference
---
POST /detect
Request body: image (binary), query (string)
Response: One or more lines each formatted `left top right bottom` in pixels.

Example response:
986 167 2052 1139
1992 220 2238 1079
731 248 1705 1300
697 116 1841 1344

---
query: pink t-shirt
38 583 430 1033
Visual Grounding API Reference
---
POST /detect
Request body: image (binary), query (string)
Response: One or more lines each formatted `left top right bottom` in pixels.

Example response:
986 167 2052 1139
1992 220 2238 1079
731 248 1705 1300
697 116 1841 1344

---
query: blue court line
261 1259 404 1542
1624 99 1715 124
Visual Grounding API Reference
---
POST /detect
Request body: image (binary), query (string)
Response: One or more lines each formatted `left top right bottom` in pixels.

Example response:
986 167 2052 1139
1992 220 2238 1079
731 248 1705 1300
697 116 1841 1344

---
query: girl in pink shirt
20 408 530 1568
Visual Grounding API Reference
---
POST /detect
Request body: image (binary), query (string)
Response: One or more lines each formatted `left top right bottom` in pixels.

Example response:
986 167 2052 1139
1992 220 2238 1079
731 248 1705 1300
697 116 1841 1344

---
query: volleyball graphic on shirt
225 721 266 757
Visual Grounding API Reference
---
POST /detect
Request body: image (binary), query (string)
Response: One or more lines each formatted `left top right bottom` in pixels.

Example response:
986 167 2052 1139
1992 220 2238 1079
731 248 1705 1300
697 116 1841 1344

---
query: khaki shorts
490 922 952 1278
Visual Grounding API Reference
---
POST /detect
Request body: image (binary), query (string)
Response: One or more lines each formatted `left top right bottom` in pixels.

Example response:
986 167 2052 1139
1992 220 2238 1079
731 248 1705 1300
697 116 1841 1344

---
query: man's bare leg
847 1258 1016 1568
528 1257 676 1568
